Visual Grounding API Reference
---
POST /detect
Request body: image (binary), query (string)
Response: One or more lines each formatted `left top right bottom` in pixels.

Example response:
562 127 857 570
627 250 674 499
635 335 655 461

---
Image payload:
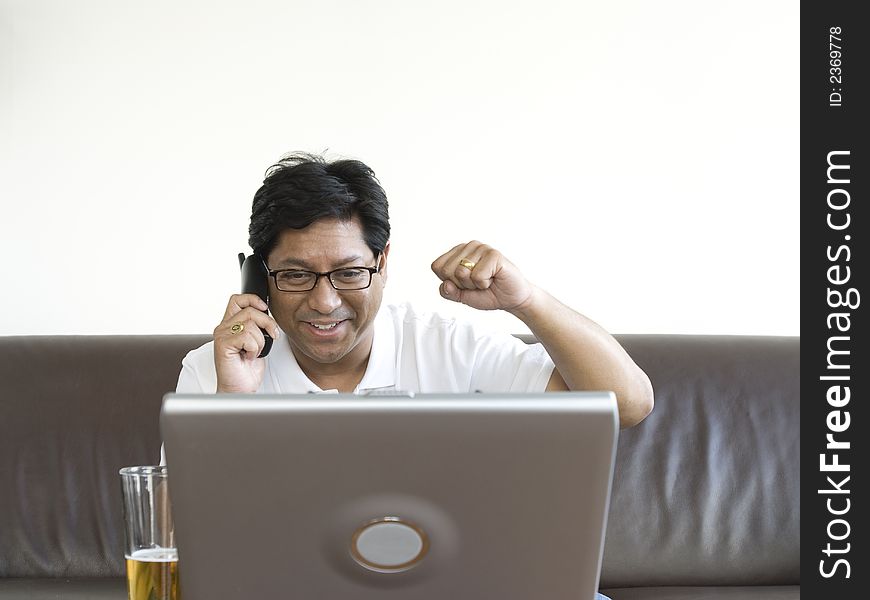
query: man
173 152 649 600
176 152 654 429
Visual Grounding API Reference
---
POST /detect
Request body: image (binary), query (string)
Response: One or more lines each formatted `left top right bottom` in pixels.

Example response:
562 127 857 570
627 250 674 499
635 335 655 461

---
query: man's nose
307 275 342 313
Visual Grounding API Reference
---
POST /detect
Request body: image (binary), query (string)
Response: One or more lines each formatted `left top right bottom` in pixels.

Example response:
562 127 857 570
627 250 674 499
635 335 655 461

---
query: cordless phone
238 253 274 358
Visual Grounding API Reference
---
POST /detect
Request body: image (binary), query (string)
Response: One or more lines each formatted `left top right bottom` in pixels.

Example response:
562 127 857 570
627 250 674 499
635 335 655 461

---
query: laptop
160 392 618 600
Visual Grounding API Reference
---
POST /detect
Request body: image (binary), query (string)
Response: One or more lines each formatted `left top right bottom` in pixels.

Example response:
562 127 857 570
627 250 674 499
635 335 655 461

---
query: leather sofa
0 334 799 599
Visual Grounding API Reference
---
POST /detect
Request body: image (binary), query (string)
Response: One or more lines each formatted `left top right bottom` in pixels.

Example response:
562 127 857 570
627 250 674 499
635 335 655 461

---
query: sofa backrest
0 335 208 578
0 334 799 586
599 335 799 587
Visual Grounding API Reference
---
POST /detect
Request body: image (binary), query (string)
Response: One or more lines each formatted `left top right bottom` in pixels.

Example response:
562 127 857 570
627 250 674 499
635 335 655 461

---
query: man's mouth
304 319 349 334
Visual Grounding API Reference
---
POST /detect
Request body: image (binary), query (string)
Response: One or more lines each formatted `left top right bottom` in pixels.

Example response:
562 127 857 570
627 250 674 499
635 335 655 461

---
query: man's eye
282 271 313 281
334 269 365 281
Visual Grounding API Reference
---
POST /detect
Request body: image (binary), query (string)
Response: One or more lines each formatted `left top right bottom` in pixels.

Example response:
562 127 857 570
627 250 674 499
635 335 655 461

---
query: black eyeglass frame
265 254 382 292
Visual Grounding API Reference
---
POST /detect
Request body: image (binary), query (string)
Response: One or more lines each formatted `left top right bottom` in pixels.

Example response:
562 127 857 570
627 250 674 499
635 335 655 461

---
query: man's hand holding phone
213 294 280 393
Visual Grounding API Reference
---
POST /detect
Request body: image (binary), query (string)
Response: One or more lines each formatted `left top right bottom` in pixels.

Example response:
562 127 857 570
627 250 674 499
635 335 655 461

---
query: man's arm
509 286 653 428
432 241 654 429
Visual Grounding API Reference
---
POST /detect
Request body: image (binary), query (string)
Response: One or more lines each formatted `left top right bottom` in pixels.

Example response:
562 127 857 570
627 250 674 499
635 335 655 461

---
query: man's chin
290 338 351 365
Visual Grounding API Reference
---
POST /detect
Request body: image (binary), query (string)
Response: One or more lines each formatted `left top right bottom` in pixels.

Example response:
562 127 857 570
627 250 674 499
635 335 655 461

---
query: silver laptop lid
161 392 618 600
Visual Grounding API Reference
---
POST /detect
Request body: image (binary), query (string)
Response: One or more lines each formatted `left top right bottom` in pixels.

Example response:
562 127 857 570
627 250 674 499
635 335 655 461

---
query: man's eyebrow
273 255 365 269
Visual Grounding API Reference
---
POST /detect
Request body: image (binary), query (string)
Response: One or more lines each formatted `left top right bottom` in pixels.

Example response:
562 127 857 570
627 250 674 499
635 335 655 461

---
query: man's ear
379 241 391 285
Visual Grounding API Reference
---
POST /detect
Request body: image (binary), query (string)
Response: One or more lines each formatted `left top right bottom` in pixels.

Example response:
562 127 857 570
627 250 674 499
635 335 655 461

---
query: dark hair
248 152 390 258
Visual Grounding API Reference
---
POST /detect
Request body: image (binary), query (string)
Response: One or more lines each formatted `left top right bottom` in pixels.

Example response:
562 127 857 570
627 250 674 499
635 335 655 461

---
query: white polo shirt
175 303 555 395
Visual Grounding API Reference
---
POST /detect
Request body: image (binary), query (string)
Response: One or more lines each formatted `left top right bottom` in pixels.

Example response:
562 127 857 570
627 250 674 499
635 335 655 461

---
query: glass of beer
119 465 178 600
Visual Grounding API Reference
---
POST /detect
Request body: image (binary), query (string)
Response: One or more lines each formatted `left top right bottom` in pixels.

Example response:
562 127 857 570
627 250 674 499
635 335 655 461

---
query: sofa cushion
600 336 799 588
601 585 800 600
0 578 126 599
0 580 800 600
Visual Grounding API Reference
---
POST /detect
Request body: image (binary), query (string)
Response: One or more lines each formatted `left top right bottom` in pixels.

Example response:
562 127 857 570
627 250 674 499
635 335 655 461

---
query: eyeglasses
267 255 382 292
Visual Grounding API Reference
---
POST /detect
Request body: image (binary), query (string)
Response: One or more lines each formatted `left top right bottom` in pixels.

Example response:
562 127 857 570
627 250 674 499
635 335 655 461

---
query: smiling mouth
306 320 346 331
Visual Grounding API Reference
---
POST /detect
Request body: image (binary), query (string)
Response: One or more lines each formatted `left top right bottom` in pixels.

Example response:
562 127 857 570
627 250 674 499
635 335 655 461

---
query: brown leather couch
0 334 799 599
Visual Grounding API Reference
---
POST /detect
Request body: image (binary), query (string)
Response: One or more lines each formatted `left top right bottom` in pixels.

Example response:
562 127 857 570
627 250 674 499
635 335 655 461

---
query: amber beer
125 547 179 600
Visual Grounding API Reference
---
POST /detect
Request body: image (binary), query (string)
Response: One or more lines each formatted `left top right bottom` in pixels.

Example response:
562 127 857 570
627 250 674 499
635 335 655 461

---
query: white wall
0 0 799 336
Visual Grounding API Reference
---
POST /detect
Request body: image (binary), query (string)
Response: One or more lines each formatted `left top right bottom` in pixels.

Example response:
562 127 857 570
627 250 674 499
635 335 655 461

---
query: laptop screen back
161 392 618 600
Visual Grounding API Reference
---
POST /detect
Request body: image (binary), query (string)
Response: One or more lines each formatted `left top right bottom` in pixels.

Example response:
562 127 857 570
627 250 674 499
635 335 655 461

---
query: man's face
265 217 388 370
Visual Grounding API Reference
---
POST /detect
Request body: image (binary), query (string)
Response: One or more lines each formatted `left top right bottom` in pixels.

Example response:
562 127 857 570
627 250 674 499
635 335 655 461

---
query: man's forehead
271 253 367 269
268 218 372 267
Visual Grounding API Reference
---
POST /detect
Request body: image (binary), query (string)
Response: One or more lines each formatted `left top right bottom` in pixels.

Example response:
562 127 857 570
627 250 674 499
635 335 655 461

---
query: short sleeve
175 341 217 393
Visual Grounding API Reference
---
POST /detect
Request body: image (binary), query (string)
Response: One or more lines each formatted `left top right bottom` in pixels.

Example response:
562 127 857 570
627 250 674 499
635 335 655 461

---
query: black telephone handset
238 253 274 358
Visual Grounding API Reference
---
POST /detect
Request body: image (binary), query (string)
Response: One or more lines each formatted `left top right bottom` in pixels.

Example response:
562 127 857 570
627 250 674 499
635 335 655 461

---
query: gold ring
458 258 476 270
230 322 245 334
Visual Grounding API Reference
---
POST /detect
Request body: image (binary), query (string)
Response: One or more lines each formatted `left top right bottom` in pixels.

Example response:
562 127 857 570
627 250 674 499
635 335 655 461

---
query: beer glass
119 466 178 600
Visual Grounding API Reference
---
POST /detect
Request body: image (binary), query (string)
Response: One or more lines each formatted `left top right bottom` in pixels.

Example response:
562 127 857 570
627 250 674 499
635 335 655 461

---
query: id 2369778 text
829 26 843 107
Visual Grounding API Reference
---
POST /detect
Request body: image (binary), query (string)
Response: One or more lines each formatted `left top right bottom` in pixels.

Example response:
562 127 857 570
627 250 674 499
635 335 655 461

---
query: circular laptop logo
350 517 429 573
